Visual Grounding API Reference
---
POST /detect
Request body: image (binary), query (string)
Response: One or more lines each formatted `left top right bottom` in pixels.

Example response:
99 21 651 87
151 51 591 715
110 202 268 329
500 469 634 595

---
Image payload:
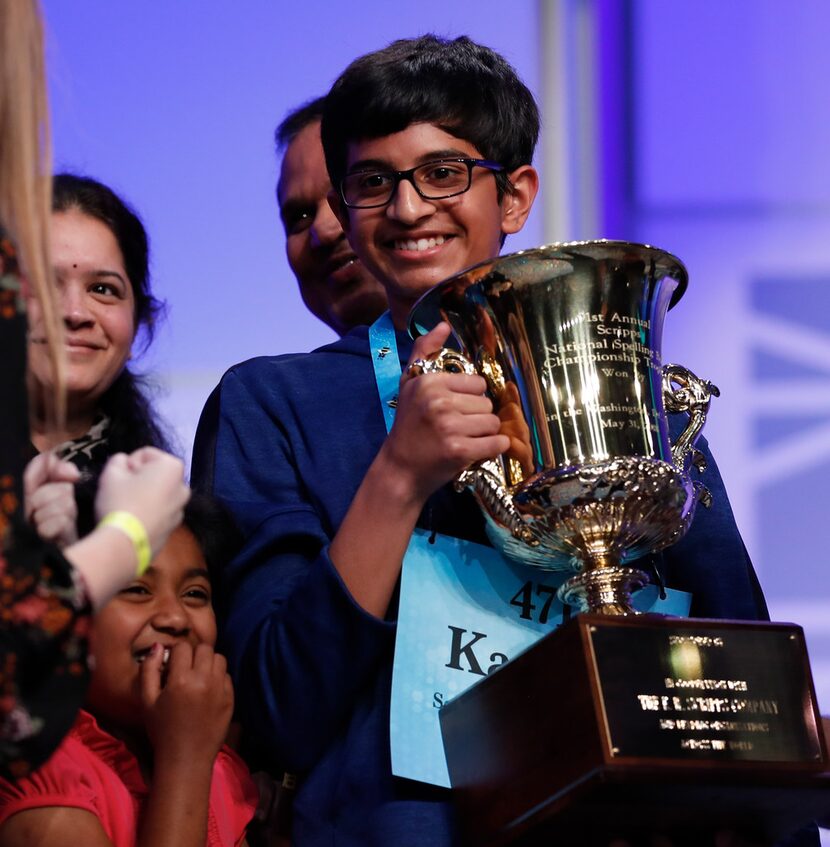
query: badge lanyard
369 311 403 434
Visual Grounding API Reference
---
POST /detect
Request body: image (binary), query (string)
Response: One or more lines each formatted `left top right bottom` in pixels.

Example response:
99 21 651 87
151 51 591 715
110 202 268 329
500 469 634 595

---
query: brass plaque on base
440 615 829 847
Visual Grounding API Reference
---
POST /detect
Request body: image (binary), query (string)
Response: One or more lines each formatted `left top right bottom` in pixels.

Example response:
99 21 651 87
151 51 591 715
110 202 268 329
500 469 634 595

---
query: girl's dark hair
74 490 241 625
321 35 540 197
181 494 243 592
52 173 172 454
182 493 243 626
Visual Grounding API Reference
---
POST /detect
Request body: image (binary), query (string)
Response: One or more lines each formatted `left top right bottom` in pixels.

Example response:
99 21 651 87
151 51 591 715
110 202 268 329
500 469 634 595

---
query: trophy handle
662 364 720 505
407 348 538 546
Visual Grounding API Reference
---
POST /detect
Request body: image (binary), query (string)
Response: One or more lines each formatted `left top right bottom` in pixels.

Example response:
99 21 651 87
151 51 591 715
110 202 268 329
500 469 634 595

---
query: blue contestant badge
389 529 691 787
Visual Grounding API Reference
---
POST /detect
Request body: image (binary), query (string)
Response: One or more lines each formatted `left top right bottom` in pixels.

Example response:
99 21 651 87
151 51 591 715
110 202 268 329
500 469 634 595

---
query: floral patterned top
0 230 91 780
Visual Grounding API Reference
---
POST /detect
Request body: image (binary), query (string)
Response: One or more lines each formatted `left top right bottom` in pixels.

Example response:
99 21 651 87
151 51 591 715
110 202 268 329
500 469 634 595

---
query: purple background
42 1 830 743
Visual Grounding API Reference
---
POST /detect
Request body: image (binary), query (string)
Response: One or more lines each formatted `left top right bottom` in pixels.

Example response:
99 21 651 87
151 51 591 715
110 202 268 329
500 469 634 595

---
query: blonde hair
0 0 64 422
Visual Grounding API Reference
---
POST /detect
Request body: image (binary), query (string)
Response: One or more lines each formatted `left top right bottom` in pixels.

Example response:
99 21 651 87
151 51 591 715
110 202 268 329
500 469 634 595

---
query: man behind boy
276 97 387 336
195 35 779 847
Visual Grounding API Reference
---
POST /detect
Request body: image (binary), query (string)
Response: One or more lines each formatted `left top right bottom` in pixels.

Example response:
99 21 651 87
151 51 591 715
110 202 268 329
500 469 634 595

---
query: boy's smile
333 122 537 328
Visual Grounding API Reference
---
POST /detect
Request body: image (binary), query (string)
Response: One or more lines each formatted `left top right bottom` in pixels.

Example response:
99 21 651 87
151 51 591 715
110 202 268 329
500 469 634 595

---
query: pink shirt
0 710 257 846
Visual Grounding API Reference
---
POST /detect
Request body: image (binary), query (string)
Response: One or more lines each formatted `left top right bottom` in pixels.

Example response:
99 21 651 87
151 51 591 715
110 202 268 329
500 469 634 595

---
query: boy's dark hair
321 35 540 197
53 173 172 455
275 95 326 153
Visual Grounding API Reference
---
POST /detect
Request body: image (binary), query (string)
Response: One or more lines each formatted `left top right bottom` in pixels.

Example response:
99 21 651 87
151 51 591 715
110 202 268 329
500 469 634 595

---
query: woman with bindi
28 174 170 476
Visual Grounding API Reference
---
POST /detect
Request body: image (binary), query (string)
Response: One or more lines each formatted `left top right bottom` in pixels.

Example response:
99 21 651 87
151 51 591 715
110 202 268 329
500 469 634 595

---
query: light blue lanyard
368 311 402 434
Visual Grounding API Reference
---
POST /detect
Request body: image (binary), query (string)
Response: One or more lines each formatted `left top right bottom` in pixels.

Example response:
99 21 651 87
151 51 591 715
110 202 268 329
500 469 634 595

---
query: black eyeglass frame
338 157 505 209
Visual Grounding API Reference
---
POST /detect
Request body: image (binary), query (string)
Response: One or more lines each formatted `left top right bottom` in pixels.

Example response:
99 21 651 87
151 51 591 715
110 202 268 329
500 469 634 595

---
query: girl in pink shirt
0 497 257 846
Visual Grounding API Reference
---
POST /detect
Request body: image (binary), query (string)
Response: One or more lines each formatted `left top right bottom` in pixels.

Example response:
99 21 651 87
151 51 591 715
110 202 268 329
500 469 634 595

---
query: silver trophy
408 240 718 616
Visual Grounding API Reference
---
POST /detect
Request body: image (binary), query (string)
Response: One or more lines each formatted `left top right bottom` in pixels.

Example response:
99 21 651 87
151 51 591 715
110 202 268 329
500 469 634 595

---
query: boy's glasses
339 158 504 209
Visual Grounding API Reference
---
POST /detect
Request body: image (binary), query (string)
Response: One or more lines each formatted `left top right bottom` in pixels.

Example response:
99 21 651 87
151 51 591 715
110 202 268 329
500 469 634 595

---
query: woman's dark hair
52 173 172 454
321 35 540 197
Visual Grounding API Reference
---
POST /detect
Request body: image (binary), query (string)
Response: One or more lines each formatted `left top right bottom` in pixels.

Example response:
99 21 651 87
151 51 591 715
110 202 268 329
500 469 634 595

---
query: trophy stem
557 565 649 616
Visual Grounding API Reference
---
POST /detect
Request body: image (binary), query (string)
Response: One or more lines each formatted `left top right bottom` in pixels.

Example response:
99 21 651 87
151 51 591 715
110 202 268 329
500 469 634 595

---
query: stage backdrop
602 0 830 719
44 0 830 738
42 0 545 458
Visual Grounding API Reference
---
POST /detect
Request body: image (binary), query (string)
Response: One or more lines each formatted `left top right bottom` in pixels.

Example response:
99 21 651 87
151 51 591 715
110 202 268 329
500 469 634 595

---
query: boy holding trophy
194 35 782 847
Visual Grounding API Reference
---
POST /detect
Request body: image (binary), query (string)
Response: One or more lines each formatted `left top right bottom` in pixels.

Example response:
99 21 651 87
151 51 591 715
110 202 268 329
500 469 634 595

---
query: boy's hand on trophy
387 322 509 502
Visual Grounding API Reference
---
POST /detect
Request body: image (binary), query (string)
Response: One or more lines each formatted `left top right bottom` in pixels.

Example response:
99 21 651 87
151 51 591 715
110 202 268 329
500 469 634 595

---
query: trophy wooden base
439 614 830 846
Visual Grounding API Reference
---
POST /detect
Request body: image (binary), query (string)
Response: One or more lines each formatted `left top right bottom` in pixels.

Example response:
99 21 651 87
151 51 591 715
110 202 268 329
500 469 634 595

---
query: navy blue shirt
193 326 812 847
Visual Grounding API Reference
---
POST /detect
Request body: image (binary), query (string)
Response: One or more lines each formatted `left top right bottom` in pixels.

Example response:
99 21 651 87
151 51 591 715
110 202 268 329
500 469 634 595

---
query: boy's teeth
162 647 171 665
395 235 446 252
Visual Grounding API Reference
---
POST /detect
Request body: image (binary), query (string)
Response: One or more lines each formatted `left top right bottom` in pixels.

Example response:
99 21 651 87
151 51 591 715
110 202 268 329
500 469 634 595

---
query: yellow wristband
99 511 152 576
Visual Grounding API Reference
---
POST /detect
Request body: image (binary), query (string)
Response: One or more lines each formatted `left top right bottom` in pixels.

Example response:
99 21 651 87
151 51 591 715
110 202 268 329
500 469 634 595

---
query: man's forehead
278 120 330 204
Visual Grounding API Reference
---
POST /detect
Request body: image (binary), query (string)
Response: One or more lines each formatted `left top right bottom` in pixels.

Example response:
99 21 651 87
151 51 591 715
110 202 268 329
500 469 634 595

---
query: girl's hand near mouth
139 641 233 768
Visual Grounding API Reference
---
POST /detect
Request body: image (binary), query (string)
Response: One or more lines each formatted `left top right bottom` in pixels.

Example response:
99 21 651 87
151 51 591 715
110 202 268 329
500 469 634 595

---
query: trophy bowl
408 240 719 615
